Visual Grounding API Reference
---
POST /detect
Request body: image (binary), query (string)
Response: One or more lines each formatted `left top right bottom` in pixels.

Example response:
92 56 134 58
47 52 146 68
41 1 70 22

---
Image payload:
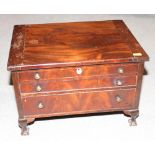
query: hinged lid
7 20 149 71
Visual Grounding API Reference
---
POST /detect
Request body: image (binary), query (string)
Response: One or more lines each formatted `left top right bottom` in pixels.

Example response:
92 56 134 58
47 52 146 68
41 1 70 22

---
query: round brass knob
36 85 42 92
115 95 122 103
76 67 82 75
38 102 44 109
116 79 123 86
117 67 124 74
34 73 40 80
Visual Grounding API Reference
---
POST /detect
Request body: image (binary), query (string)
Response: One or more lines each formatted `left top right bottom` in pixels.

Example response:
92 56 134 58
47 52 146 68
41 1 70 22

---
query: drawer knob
116 79 123 86
38 102 44 109
76 67 82 75
34 73 40 80
36 85 42 92
115 95 122 103
117 67 124 74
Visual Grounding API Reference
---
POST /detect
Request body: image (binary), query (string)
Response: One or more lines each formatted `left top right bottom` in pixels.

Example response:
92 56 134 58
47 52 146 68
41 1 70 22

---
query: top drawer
18 63 138 81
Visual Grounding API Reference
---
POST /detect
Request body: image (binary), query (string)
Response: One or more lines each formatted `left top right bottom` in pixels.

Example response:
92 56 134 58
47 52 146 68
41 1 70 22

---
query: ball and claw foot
128 118 137 126
21 126 29 136
123 109 139 126
19 119 29 136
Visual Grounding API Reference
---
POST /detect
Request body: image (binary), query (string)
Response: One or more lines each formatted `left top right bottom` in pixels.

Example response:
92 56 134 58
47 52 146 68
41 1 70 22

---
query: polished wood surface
8 20 149 71
20 75 137 94
18 63 138 81
22 88 136 118
8 20 149 135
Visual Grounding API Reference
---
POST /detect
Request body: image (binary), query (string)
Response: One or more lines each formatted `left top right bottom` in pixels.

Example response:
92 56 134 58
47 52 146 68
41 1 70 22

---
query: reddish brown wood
7 20 149 135
22 88 136 118
7 20 149 71
12 72 23 118
18 63 138 81
20 75 137 94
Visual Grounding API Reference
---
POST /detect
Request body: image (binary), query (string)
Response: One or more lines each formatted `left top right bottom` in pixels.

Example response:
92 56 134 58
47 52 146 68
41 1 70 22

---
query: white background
0 0 154 13
0 14 155 154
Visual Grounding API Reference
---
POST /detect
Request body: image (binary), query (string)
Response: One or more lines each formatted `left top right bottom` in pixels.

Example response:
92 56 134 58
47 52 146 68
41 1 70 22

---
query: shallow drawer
19 63 138 81
20 75 137 94
22 88 136 117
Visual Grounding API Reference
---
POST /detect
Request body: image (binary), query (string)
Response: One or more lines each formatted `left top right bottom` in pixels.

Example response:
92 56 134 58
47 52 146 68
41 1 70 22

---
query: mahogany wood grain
7 20 149 135
18 63 138 81
7 20 149 71
20 75 137 94
12 72 23 118
22 88 136 118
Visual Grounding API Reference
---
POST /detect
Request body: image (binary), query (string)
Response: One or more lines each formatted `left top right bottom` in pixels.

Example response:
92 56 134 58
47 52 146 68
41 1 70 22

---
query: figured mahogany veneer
20 75 137 94
18 63 138 81
22 89 136 117
7 20 149 135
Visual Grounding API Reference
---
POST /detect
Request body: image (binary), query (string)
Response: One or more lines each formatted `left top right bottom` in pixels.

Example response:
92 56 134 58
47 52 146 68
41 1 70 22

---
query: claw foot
18 118 35 136
123 109 139 126
21 126 29 136
128 118 137 126
19 119 29 136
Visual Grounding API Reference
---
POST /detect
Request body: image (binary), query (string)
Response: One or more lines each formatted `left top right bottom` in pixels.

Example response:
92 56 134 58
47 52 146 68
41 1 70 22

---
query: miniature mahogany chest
7 20 149 135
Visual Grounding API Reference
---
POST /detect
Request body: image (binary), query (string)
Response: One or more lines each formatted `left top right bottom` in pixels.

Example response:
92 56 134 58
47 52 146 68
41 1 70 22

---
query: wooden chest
7 20 149 135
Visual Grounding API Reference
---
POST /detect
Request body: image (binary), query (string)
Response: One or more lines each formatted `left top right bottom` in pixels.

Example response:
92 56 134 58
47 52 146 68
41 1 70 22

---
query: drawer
22 88 136 117
19 63 138 81
20 75 137 94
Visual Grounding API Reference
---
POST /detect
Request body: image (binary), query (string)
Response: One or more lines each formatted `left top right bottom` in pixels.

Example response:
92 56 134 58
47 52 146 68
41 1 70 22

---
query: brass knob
115 95 122 103
34 73 40 80
76 67 82 75
38 102 44 109
36 85 42 92
117 67 124 74
116 79 123 86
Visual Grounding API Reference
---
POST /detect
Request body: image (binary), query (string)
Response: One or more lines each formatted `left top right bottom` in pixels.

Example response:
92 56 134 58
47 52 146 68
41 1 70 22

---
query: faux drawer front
19 63 138 81
20 75 137 94
22 88 136 117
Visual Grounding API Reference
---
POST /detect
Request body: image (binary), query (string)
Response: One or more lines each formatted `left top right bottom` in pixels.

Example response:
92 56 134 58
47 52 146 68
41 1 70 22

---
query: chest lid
7 20 149 71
